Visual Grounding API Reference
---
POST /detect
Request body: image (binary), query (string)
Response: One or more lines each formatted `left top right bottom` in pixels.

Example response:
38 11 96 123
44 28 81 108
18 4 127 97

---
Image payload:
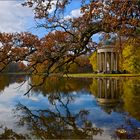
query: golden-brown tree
0 0 139 90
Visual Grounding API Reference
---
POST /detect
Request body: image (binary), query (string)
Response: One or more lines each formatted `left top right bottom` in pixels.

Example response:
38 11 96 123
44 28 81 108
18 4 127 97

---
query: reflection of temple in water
96 78 122 113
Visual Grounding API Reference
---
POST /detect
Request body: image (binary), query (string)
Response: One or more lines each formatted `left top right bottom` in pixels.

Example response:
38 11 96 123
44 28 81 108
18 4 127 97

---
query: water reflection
90 78 123 114
0 75 139 139
122 78 140 121
114 114 140 139
97 78 121 101
30 75 92 94
15 93 103 139
90 77 140 139
0 74 26 92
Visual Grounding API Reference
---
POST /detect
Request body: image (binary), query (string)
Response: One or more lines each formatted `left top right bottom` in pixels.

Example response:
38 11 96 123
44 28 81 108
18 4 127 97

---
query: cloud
0 1 33 33
70 8 82 18
64 8 82 19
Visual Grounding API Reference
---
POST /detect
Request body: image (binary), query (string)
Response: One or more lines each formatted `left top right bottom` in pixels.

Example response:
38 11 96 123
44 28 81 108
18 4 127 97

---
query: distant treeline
1 55 93 74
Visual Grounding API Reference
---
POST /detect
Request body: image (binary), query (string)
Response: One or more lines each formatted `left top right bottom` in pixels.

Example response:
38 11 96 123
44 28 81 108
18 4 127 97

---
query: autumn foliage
0 0 140 74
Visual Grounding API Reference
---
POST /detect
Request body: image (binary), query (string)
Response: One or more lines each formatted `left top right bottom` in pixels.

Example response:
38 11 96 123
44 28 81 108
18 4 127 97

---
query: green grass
1 72 140 78
63 73 140 78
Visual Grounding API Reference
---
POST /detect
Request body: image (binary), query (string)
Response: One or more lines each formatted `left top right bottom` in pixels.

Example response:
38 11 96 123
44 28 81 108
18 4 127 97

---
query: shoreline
63 73 140 78
0 73 140 78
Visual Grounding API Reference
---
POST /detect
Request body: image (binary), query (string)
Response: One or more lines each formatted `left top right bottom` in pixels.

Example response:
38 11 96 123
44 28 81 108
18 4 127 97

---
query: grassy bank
64 73 140 78
1 72 140 78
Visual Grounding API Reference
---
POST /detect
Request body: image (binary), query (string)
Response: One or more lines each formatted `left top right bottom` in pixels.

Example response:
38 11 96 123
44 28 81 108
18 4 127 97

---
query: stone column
101 53 103 72
105 52 107 72
111 52 114 72
102 53 104 72
114 53 116 71
109 53 111 73
98 53 100 71
116 53 118 71
97 53 99 72
100 53 102 71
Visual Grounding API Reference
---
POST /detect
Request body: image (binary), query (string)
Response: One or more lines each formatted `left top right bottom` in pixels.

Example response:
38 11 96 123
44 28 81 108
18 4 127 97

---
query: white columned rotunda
97 45 119 73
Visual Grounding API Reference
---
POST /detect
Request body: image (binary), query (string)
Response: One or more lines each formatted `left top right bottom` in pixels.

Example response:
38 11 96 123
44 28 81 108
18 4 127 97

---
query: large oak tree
0 0 140 76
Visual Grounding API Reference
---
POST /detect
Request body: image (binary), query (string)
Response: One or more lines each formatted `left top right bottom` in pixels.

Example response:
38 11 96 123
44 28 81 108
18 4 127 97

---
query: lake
0 74 140 139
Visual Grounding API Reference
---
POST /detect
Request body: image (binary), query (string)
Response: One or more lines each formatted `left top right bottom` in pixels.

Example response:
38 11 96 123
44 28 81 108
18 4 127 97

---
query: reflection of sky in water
0 77 140 139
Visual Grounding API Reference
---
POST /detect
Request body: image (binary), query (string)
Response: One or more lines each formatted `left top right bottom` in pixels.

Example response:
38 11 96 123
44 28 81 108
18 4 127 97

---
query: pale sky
0 1 33 33
0 0 99 42
0 1 81 33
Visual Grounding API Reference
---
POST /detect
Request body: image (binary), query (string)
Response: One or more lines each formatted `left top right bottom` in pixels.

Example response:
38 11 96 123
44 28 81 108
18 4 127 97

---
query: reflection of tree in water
90 78 123 114
15 92 103 139
90 78 140 139
9 74 27 84
0 75 26 93
0 75 9 92
122 78 140 121
101 77 140 120
90 77 140 120
30 75 92 95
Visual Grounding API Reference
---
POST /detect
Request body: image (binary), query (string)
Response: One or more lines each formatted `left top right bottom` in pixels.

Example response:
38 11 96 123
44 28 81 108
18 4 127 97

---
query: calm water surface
0 74 140 139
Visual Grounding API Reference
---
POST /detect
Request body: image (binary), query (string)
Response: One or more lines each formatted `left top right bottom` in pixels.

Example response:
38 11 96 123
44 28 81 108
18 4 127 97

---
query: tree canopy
0 0 140 76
